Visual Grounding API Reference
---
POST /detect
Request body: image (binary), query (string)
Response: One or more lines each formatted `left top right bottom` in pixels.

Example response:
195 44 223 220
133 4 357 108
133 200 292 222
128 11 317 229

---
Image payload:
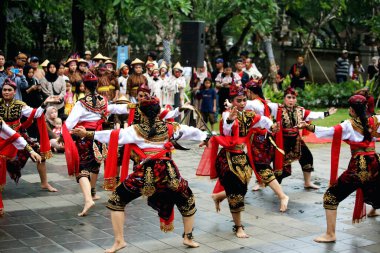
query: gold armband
86 131 95 139
306 124 316 132
24 144 34 153
127 103 137 109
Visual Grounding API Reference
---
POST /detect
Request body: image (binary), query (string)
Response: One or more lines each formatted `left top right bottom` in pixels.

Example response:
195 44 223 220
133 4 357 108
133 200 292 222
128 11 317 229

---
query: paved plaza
0 141 379 253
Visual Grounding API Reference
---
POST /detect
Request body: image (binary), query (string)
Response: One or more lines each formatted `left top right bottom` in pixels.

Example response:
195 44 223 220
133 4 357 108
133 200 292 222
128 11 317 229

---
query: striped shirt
335 57 350 76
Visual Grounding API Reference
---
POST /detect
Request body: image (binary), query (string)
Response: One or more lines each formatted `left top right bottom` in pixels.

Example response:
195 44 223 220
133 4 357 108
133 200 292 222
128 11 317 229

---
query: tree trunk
71 0 85 54
0 0 8 54
262 35 278 92
163 39 171 66
98 10 108 55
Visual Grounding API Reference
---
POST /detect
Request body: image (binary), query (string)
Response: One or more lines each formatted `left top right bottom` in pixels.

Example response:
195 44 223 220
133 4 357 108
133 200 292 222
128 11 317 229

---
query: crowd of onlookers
0 49 379 149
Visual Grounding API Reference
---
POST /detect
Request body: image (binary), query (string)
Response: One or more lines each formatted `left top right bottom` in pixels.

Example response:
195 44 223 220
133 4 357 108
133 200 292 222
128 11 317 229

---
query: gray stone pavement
0 142 379 253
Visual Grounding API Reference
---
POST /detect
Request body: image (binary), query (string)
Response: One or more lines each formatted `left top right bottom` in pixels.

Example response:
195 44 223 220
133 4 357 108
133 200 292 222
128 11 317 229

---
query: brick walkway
0 142 379 253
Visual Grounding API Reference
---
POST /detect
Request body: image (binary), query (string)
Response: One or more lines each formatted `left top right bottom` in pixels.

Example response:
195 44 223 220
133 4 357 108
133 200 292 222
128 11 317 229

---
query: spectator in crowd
148 66 163 106
159 61 169 81
211 58 224 81
349 56 365 81
84 50 95 69
64 78 74 115
276 65 285 90
244 57 262 80
78 59 90 77
147 51 157 62
40 62 66 117
21 65 44 108
15 53 28 69
118 63 129 96
197 77 217 133
30 56 45 81
0 51 5 75
239 51 249 64
335 50 350 83
0 61 28 100
40 60 49 74
234 58 250 87
289 55 309 90
73 81 85 103
165 62 186 108
190 61 211 110
215 61 241 114
45 106 64 153
57 63 67 78
52 118 62 135
367 57 379 81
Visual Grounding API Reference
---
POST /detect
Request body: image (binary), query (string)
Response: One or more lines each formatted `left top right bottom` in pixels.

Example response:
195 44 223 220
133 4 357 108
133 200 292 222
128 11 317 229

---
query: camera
11 68 20 74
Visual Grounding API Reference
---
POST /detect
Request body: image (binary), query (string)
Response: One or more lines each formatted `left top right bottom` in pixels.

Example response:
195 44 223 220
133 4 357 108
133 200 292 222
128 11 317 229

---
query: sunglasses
236 98 247 103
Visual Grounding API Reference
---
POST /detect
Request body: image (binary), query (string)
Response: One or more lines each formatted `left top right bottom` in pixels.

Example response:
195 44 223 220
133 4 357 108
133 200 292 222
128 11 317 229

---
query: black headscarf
23 65 34 85
45 62 59 82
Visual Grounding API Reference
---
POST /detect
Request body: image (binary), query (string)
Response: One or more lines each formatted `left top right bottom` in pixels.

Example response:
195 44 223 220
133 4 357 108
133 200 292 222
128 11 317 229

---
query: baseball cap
342 50 348 54
215 58 224 63
30 56 39 62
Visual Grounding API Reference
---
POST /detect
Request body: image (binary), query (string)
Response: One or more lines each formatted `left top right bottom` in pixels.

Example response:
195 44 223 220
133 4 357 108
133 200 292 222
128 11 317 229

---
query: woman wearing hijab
40 62 66 118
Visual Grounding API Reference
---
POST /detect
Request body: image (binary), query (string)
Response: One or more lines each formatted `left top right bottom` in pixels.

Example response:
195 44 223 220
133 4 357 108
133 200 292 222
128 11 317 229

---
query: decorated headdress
139 96 160 107
246 79 262 90
284 87 298 97
83 72 98 85
348 94 367 105
137 83 151 94
3 78 17 90
229 84 245 98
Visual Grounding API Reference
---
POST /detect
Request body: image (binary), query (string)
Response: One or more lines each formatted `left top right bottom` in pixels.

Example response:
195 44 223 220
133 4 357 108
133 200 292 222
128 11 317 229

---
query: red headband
284 87 298 97
246 79 262 90
137 83 151 94
348 94 367 105
3 78 17 90
139 96 160 106
83 72 98 83
229 84 245 97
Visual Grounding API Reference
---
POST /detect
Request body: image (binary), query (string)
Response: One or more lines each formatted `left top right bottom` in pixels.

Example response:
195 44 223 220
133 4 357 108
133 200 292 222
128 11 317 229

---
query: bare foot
314 233 336 243
0 208 4 217
41 183 58 192
92 195 101 201
252 183 264 191
368 208 379 217
211 194 220 212
78 201 95 217
104 241 127 253
235 227 249 238
304 182 319 190
279 195 289 212
183 238 200 248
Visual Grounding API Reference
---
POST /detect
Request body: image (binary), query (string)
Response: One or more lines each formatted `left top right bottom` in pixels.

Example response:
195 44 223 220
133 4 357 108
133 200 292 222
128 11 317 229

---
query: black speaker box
181 21 205 67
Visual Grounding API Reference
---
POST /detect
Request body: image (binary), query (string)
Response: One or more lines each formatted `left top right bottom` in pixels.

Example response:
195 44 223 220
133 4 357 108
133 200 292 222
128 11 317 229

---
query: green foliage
264 81 363 108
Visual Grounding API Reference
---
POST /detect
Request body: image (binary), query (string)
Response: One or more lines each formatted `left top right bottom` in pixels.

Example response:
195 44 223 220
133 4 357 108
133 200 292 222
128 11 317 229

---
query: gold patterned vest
0 99 26 130
236 110 257 137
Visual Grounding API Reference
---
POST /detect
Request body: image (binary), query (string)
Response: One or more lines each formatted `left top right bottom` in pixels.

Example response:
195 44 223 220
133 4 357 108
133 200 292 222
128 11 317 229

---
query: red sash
274 105 284 172
5 109 51 160
62 120 104 176
330 123 371 223
0 132 21 190
105 123 175 231
196 113 262 184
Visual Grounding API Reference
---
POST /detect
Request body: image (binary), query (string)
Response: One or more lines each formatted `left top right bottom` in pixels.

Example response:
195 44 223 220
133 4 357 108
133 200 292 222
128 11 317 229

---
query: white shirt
269 103 325 121
94 124 207 149
0 120 27 149
221 111 273 136
315 115 380 142
243 64 262 79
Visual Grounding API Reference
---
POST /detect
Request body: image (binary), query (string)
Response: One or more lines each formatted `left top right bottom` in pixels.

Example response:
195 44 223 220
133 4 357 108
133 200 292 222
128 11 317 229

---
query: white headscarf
196 61 208 84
